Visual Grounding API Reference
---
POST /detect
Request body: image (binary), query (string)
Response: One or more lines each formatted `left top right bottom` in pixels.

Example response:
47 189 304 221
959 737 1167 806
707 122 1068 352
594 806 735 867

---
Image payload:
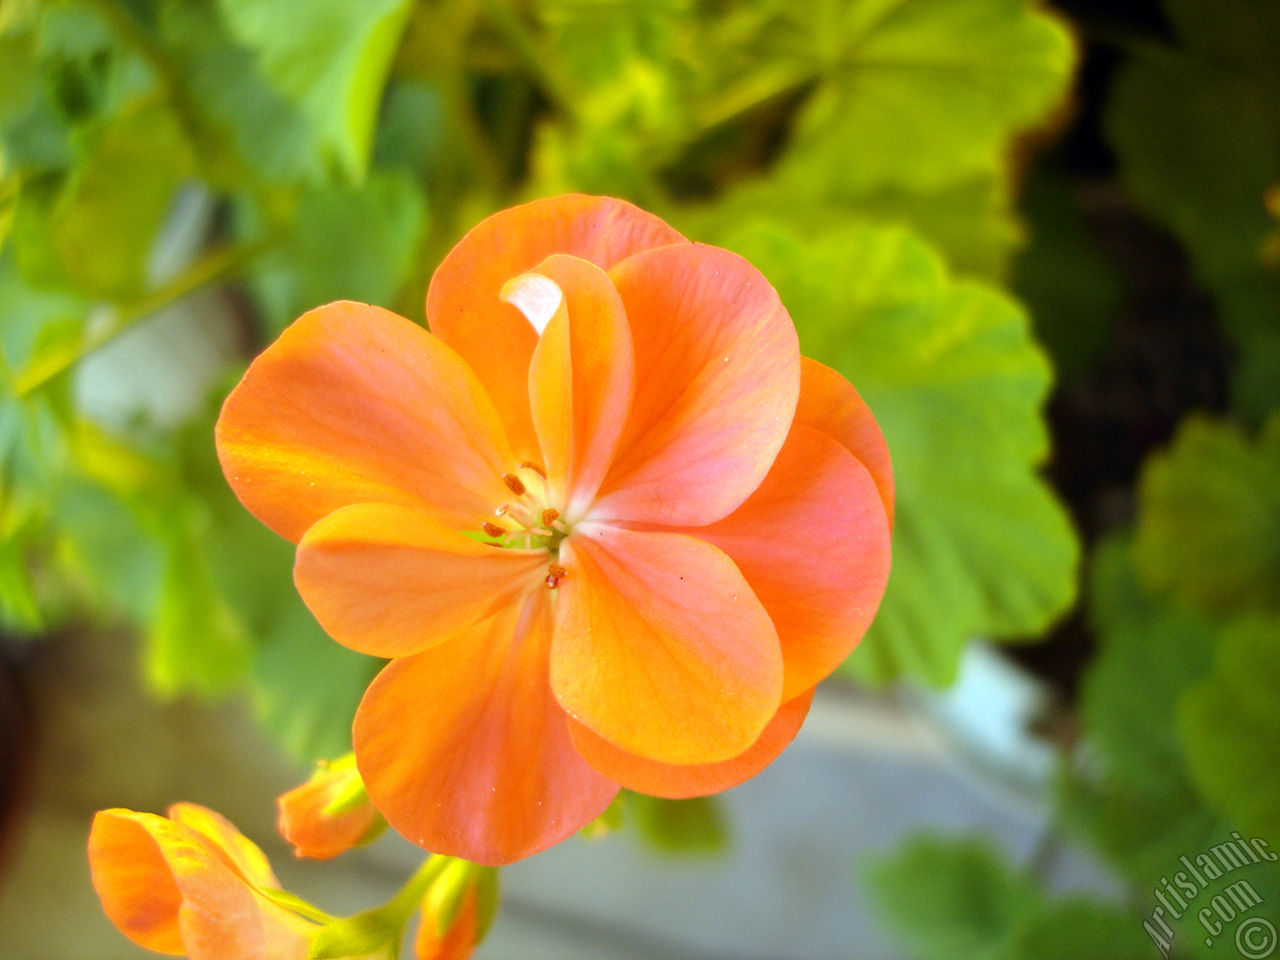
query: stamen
548 563 567 579
502 473 526 496
545 573 561 590
542 508 560 527
520 461 547 479
482 521 506 538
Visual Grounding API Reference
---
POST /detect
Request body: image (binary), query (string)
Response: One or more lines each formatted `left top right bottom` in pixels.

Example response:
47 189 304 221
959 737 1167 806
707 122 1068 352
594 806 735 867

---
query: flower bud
278 753 385 859
415 860 500 960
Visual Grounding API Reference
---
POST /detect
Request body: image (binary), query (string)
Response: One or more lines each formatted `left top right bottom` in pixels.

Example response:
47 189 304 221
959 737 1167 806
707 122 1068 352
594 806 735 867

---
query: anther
482 521 506 538
542 508 560 527
545 574 561 590
519 461 547 478
548 563 567 579
502 473 526 496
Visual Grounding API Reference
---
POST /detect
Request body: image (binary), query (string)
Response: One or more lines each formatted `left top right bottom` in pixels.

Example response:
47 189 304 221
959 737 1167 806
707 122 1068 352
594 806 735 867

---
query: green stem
384 854 453 928
258 887 339 926
13 238 271 398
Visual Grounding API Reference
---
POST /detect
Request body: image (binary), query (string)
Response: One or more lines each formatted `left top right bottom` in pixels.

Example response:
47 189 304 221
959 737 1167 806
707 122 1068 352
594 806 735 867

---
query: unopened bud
277 754 385 860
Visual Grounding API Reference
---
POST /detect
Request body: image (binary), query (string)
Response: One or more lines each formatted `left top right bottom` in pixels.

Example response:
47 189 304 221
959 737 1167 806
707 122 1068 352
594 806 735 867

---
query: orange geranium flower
89 804 316 959
217 195 893 866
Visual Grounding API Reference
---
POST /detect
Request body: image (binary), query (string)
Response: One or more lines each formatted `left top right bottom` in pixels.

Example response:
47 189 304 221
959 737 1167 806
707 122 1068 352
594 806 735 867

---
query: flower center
480 463 571 588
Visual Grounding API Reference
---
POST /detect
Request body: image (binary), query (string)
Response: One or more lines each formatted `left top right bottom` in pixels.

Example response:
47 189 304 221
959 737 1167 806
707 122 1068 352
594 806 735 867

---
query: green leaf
373 79 448 180
1106 18 1280 415
157 0 318 184
868 829 1280 960
1133 413 1280 617
216 0 416 180
170 404 379 760
1108 50 1276 293
863 834 1039 960
624 793 729 856
0 252 88 376
0 508 48 633
1003 899 1155 960
720 220 1078 685
846 171 1025 280
0 28 39 126
31 94 192 298
54 476 161 621
251 595 379 761
1013 171 1121 375
692 168 1023 281
534 0 1072 277
145 527 252 698
1063 536 1223 886
247 169 427 331
1179 614 1280 844
767 0 1076 197
1083 536 1219 789
1161 0 1280 73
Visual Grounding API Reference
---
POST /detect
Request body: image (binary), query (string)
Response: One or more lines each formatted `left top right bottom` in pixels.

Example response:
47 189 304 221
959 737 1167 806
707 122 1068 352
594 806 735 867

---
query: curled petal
427 195 684 459
552 526 783 764
167 803 279 890
695 425 891 699
591 243 800 526
89 811 188 955
217 301 515 543
500 272 563 335
354 594 619 866
88 808 312 960
569 689 814 799
295 503 545 658
525 255 634 517
797 357 894 526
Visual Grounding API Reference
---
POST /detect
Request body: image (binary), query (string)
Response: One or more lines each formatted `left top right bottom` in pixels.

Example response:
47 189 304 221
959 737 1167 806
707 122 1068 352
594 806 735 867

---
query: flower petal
167 803 279 890
568 689 813 799
552 526 783 764
217 301 515 543
89 811 189 955
525 255 634 518
797 357 894 527
695 424 892 700
294 503 546 658
590 243 800 526
427 196 684 459
353 594 619 866
89 809 311 960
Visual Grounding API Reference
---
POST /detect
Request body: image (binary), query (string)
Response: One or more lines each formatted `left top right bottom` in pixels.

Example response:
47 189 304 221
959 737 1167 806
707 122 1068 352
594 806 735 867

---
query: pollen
542 508 560 527
482 521 506 538
502 473 526 496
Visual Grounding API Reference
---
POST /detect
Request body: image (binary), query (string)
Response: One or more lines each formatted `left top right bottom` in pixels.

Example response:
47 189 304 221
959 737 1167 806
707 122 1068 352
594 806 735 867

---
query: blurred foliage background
0 0 1278 956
